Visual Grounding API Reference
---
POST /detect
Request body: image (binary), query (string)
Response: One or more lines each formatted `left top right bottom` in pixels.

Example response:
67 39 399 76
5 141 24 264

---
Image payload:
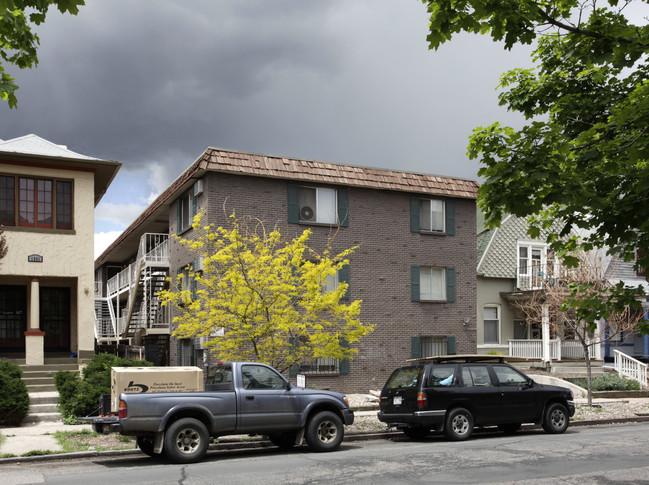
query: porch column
542 303 551 363
24 277 45 365
642 298 649 359
594 319 603 360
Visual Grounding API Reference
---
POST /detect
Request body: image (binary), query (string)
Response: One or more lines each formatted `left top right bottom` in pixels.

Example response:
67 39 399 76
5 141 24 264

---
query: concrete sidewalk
0 422 92 456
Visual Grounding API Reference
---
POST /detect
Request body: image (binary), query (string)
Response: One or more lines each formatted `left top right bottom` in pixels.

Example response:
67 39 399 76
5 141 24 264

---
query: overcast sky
0 1 533 257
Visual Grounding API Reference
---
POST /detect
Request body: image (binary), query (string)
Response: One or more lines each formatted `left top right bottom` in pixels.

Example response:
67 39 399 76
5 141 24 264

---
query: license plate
393 396 403 405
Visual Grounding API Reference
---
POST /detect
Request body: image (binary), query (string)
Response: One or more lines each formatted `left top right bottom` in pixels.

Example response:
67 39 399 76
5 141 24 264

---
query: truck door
237 364 301 432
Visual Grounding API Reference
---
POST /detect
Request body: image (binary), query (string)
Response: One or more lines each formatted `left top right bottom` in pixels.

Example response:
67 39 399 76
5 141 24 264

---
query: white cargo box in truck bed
110 366 204 412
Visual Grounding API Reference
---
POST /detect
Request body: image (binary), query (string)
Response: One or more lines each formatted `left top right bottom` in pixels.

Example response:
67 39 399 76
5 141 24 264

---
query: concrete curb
2 417 649 464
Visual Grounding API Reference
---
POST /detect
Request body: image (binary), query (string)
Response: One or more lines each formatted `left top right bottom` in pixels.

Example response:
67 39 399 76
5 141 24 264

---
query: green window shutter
446 267 456 303
287 183 300 224
339 338 350 375
176 339 182 366
191 193 197 220
411 336 422 360
446 336 456 355
176 199 181 234
338 265 350 301
191 277 198 300
410 196 420 233
337 187 349 227
445 200 455 236
410 265 420 302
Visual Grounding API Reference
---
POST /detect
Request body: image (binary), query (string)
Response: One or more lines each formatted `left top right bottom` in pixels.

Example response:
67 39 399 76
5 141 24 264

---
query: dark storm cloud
0 0 532 184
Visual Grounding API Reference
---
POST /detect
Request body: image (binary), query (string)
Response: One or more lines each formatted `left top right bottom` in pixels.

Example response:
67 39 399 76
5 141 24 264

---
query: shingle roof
199 148 478 199
95 147 478 266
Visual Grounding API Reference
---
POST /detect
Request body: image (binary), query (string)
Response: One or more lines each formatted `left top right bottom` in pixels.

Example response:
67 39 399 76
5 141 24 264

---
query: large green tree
423 0 649 326
1 0 84 107
159 214 373 373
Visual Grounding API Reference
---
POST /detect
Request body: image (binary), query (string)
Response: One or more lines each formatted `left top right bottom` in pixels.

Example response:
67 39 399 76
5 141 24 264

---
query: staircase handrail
614 349 648 389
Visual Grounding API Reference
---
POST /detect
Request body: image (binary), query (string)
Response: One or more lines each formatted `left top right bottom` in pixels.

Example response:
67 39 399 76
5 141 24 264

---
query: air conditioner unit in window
300 206 315 221
193 179 203 196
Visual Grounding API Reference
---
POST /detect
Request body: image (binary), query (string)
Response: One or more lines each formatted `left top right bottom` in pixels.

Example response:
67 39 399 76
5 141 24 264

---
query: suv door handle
246 396 255 400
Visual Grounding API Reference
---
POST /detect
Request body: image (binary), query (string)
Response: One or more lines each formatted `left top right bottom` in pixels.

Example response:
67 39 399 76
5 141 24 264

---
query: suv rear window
429 364 456 386
384 366 424 389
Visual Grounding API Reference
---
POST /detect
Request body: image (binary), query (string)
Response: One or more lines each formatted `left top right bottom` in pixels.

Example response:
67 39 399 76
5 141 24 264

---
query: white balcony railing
614 349 648 389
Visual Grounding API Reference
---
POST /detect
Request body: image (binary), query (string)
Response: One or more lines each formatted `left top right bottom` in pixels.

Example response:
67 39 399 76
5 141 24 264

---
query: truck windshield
384 366 424 389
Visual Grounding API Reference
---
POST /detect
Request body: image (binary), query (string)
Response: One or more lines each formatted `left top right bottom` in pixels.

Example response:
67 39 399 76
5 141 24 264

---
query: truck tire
305 411 343 452
444 407 474 441
164 418 209 463
542 403 569 434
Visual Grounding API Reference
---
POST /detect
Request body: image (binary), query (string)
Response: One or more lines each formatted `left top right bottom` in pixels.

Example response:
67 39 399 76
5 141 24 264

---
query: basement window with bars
289 337 350 376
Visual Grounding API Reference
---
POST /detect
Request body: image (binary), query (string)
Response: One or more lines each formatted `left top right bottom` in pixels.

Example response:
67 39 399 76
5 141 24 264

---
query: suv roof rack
406 354 534 364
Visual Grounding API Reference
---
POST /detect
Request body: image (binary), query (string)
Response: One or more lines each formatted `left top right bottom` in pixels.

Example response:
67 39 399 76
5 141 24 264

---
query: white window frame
517 241 556 290
419 198 445 233
420 266 446 301
483 305 500 344
322 270 339 294
299 186 337 224
177 190 196 232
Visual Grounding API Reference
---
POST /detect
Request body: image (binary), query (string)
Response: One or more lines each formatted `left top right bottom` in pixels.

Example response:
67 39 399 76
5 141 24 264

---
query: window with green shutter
288 183 349 227
412 336 456 359
410 196 454 235
411 265 456 302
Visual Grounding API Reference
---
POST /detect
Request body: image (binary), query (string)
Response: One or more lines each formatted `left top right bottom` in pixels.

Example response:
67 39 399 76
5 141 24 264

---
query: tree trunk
584 343 592 406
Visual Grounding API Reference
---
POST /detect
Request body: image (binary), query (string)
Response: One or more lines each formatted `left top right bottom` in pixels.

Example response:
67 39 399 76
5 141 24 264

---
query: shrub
569 374 641 391
55 353 153 419
0 361 29 426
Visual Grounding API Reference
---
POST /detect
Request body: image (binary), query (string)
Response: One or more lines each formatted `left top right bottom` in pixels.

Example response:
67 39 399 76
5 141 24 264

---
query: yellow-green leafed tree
159 214 373 373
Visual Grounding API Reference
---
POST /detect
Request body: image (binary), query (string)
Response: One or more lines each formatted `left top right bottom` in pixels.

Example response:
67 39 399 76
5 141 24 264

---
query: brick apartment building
94 148 478 393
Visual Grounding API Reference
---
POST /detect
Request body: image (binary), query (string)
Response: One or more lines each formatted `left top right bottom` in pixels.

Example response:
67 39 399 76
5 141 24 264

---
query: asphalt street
3 422 649 484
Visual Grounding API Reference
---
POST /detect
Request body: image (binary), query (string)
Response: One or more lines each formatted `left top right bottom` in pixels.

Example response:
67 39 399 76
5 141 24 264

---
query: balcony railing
106 234 169 297
508 339 588 361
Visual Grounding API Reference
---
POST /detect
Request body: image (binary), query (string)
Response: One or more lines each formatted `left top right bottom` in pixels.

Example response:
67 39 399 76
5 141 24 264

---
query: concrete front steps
14 358 80 424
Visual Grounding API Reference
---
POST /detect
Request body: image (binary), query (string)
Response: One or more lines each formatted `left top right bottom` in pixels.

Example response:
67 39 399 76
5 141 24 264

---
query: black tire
542 403 569 434
136 435 158 457
305 411 344 452
403 427 430 440
164 418 210 463
268 432 297 449
498 423 522 434
444 407 474 441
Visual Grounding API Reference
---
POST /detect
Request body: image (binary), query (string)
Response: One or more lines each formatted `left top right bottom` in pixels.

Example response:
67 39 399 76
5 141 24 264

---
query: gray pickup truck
88 361 354 463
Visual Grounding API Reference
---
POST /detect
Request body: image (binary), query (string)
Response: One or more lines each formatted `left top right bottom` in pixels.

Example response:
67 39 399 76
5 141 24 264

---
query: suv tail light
118 399 127 419
417 392 427 408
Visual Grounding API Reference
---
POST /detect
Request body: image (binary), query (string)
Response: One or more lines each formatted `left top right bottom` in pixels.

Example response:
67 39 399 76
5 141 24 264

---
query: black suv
378 355 575 440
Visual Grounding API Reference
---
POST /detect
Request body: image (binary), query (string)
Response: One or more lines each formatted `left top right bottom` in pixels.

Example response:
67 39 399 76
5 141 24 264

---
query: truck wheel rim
175 428 201 454
317 420 337 443
550 409 565 429
452 415 469 435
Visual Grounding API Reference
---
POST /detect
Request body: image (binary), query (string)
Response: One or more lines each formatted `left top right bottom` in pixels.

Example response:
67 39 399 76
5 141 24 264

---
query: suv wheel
444 407 474 441
542 403 569 434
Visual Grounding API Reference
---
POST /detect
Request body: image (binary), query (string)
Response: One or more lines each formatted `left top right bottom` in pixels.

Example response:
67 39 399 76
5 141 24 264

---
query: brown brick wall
168 172 476 393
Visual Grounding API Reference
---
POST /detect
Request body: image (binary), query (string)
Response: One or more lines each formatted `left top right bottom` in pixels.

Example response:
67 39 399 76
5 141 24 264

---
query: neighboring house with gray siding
94 148 478 393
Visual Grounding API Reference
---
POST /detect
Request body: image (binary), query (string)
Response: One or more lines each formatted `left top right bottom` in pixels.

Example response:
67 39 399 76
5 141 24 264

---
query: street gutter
2 416 649 465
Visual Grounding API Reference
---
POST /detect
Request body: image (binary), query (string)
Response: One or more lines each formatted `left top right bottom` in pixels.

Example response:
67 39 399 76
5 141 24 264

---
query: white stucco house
0 134 120 365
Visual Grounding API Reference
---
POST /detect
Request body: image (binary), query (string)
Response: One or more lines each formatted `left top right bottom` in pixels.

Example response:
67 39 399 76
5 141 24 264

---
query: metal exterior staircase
96 233 170 345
